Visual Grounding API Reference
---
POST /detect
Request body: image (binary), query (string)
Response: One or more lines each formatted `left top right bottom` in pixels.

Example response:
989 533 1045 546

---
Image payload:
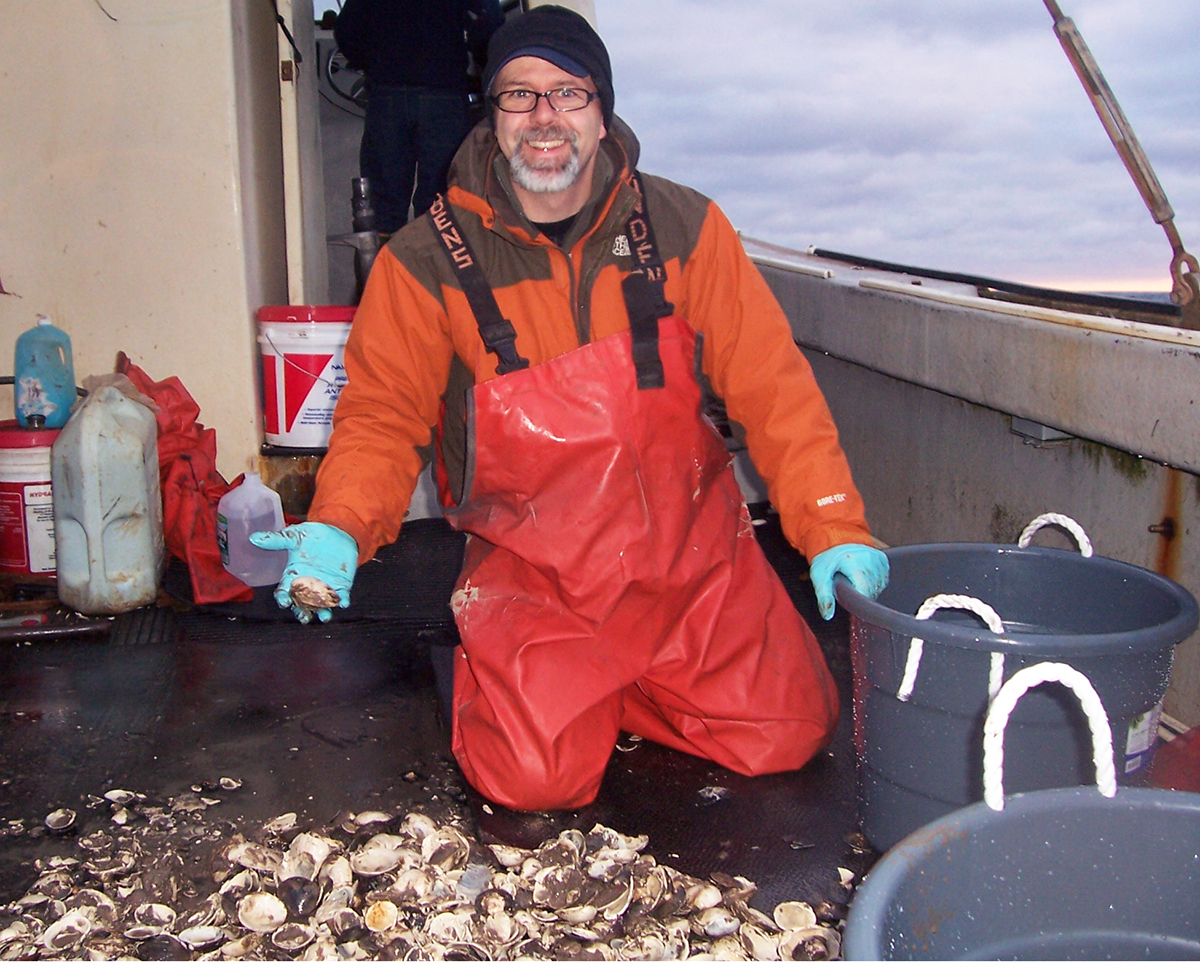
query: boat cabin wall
756 257 1200 729
0 1 297 480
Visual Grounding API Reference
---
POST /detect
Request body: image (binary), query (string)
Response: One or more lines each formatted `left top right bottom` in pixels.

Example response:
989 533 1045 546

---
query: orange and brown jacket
308 115 874 564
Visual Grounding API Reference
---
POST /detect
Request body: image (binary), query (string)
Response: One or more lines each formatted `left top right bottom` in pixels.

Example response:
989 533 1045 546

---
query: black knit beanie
483 5 614 126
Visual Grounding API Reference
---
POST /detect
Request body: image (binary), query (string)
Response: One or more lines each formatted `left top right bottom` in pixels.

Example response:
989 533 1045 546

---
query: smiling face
491 55 608 223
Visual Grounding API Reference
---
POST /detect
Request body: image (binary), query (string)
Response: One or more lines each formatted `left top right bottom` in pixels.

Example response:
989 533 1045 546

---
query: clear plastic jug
216 472 286 587
51 385 164 613
14 315 76 429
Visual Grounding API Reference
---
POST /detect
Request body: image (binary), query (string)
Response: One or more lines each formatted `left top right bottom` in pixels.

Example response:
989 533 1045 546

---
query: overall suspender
428 194 529 375
622 173 670 390
427 173 669 389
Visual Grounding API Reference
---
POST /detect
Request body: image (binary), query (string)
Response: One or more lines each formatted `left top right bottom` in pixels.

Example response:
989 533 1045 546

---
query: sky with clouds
591 0 1199 293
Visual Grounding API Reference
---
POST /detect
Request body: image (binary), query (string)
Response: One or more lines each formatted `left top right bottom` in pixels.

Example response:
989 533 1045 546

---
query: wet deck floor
0 514 871 916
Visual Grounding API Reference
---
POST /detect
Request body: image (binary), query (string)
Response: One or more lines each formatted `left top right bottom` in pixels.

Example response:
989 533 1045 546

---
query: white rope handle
897 595 1006 702
982 661 1117 811
1017 513 1093 557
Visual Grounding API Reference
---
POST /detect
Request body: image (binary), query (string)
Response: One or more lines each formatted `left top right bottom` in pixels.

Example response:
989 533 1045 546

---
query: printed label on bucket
23 483 55 573
0 489 25 570
0 481 54 573
286 353 344 432
259 322 351 448
1124 702 1162 774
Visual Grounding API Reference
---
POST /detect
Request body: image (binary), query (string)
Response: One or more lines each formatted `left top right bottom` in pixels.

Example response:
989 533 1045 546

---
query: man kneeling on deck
251 5 888 812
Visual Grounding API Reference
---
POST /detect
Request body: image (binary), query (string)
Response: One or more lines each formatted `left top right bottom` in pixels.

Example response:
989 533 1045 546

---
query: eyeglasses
491 87 599 113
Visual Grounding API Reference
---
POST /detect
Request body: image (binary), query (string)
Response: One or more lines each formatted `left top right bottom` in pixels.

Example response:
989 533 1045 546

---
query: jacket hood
447 114 642 226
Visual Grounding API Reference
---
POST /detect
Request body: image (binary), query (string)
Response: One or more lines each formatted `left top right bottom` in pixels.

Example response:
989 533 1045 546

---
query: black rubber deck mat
0 511 872 916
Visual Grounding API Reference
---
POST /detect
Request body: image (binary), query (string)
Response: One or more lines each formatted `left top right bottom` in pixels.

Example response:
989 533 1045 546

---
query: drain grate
108 605 185 646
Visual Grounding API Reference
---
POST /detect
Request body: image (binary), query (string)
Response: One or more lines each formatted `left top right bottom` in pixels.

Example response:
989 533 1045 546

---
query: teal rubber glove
249 522 358 624
809 543 889 621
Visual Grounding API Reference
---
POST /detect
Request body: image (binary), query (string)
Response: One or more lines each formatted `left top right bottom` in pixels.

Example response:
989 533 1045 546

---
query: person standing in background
335 0 504 234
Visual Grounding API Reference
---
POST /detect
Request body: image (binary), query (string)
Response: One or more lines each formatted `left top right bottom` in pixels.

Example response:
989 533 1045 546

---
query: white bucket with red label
0 420 59 576
257 305 355 448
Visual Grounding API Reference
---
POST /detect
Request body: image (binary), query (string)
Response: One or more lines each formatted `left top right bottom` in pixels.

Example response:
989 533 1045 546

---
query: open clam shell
43 809 77 834
41 910 92 952
614 925 669 961
135 934 187 961
178 925 226 952
692 905 741 938
277 875 321 920
30 870 75 899
122 924 164 941
531 863 586 909
591 875 633 921
587 822 648 856
350 810 394 831
237 892 288 933
321 853 355 888
741 921 782 960
219 931 265 959
773 899 817 931
313 884 356 924
487 843 530 869
364 899 399 933
779 924 841 961
329 907 367 943
421 825 470 870
399 811 437 841
389 864 437 903
132 902 176 930
684 880 724 912
534 835 581 869
271 921 316 952
349 833 412 876
278 831 338 881
479 910 524 949
225 839 283 874
707 934 748 959
262 812 299 836
425 908 475 944
66 889 117 925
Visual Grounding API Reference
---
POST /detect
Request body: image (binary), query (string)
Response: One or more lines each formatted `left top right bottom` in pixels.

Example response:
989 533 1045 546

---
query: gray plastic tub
836 542 1198 853
842 784 1200 960
845 658 1200 960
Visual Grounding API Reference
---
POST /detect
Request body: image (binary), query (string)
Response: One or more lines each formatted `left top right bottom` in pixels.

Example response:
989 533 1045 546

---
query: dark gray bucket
835 539 1198 853
844 661 1200 960
843 784 1200 960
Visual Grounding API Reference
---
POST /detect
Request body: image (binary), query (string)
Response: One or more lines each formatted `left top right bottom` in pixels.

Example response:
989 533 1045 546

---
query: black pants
360 84 471 233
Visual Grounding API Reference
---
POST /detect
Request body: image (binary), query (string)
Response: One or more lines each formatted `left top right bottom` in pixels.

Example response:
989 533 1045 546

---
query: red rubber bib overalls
430 187 838 811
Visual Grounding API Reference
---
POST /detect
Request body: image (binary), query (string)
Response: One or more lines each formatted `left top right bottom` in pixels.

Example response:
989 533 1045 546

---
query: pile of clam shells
1 785 848 960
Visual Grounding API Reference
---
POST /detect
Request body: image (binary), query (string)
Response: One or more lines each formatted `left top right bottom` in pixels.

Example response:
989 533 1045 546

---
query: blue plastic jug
14 315 76 429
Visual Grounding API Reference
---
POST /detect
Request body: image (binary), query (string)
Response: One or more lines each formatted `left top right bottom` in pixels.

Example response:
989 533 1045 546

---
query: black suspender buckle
482 318 530 375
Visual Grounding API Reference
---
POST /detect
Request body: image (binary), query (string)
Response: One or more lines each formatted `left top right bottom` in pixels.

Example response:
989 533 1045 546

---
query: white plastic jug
51 385 164 614
216 472 286 587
